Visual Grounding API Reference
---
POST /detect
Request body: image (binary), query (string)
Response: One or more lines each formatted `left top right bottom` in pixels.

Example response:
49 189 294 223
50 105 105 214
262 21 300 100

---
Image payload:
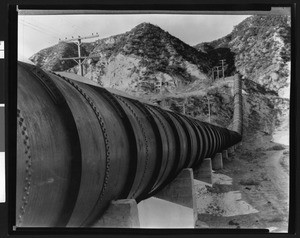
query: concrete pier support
222 150 230 161
228 146 235 156
154 168 196 209
234 142 242 150
193 158 212 184
212 153 223 170
140 168 196 228
93 199 140 228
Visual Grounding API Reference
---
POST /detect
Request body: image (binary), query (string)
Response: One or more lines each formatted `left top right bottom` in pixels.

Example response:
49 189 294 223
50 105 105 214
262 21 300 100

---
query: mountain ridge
65 22 214 94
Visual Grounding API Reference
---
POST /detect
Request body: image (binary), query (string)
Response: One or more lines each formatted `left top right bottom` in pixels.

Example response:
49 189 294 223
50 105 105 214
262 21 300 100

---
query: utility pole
155 78 163 94
160 78 163 95
220 59 226 79
216 66 222 79
59 34 99 76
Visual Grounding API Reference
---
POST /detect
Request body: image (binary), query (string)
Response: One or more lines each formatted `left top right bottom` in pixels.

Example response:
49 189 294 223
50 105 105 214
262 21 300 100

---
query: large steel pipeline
16 62 242 227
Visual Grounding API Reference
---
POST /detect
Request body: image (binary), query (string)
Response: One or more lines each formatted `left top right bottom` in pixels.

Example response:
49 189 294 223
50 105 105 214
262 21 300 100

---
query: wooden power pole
220 59 226 79
59 34 99 76
216 66 222 79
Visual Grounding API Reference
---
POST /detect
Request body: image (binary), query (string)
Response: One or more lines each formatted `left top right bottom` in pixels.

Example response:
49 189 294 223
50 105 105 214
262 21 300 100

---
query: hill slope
194 15 291 98
30 23 213 94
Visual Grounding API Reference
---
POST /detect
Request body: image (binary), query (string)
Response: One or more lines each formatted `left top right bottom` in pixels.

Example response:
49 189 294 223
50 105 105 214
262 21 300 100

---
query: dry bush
267 144 286 151
239 178 260 186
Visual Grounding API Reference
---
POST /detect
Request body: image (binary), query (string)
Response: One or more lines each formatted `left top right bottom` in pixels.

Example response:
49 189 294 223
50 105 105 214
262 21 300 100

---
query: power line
58 16 82 34
19 21 58 39
20 17 88 44
21 20 55 35
23 19 65 37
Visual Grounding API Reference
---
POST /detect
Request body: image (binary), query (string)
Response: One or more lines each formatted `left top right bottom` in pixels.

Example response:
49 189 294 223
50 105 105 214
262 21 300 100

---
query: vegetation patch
267 144 286 151
239 178 260 186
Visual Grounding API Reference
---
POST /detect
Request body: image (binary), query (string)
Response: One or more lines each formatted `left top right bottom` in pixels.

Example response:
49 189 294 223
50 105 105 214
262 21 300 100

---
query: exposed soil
195 134 289 232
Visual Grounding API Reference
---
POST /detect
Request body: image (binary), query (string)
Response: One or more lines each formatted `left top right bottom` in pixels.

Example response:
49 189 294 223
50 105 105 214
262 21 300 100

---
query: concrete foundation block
193 158 212 184
228 146 235 156
235 142 242 150
154 168 196 210
93 199 140 228
195 219 209 228
222 150 230 161
138 197 195 228
212 153 223 170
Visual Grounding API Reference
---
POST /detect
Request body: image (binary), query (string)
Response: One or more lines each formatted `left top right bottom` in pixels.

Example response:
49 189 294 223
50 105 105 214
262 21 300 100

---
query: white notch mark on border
0 104 4 203
0 41 4 59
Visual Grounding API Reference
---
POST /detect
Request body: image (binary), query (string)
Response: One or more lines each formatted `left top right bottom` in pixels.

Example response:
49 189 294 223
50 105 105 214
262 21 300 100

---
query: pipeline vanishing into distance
16 61 242 227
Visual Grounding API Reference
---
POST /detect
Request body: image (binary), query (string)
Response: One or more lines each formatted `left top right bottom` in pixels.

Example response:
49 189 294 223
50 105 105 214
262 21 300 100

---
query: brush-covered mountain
194 15 291 98
30 22 213 94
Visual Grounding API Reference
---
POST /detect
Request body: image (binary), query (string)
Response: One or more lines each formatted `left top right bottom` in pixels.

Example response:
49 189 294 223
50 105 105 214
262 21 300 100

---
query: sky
18 14 251 62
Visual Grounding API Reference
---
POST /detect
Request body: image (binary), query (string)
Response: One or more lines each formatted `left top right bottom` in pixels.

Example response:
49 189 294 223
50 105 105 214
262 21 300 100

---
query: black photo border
0 0 298 237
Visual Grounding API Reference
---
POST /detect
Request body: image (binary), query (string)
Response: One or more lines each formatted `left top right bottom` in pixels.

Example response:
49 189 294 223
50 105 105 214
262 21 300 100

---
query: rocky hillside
190 15 290 140
149 15 290 139
194 15 291 99
152 75 287 140
30 23 213 94
79 23 213 93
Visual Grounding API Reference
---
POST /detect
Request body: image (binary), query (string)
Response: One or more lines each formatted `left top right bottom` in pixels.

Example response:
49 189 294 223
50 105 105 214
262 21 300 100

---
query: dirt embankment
195 133 289 232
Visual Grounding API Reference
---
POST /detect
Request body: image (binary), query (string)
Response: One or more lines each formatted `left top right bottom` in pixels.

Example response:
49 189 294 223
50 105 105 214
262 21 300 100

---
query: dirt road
195 135 289 232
